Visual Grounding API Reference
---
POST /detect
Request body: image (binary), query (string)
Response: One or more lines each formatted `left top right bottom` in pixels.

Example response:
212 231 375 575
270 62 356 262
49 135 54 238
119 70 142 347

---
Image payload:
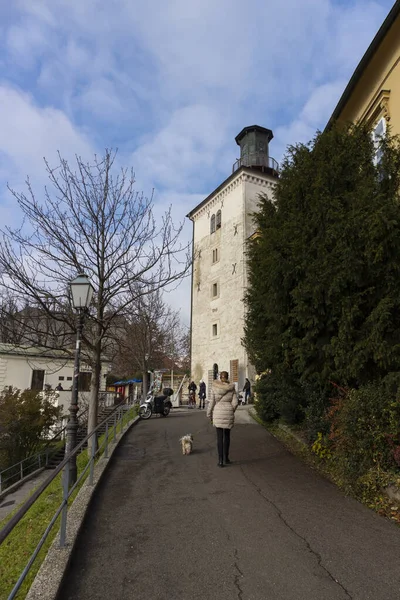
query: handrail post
45 448 49 467
113 411 117 443
38 454 41 469
105 421 109 459
20 462 23 480
59 466 69 547
120 407 124 433
88 434 96 486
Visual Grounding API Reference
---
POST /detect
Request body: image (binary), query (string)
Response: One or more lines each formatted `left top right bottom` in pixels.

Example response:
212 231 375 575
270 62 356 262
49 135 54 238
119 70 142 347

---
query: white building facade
187 126 279 393
0 343 108 415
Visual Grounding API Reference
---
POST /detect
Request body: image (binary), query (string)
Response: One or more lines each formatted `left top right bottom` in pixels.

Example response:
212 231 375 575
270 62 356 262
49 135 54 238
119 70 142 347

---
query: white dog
180 434 193 455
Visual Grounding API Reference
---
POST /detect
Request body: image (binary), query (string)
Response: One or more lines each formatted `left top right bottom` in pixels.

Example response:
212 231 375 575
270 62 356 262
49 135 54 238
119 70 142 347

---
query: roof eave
186 166 274 220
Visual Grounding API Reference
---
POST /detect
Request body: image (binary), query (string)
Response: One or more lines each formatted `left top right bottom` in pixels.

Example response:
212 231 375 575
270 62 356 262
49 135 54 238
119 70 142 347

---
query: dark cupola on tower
233 125 279 177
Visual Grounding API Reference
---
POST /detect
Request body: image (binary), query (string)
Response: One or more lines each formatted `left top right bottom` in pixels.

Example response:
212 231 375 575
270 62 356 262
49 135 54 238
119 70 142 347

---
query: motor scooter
138 388 173 420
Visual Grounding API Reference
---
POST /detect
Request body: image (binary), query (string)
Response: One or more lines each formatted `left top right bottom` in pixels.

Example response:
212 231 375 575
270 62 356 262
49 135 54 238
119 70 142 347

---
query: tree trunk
87 341 101 454
142 371 148 400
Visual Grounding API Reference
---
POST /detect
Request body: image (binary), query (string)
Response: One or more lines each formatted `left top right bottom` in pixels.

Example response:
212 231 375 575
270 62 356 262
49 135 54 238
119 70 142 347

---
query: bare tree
112 289 188 397
0 292 24 344
0 291 74 349
0 150 191 436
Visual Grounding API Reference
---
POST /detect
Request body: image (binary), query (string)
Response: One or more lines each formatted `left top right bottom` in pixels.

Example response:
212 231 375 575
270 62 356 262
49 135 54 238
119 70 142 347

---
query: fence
0 450 49 495
0 407 89 495
0 391 125 495
0 400 137 600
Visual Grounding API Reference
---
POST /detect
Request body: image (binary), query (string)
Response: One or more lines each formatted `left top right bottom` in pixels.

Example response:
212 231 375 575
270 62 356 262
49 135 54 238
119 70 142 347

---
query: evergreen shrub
253 372 279 423
327 376 400 494
277 375 306 424
254 369 306 424
303 383 331 443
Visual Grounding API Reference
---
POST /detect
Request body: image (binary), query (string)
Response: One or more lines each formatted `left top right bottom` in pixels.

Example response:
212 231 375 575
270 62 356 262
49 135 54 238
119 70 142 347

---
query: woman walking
207 371 238 467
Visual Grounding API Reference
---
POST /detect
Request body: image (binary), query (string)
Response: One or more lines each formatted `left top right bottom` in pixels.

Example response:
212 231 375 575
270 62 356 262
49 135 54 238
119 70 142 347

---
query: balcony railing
232 153 279 175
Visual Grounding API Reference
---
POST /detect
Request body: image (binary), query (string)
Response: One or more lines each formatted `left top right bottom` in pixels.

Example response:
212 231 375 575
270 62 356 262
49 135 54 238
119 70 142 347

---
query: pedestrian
198 379 206 409
243 378 251 404
207 371 238 467
188 380 197 408
55 383 64 391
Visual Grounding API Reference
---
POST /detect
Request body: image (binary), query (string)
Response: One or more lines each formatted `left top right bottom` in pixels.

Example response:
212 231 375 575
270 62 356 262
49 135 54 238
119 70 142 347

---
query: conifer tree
244 124 400 419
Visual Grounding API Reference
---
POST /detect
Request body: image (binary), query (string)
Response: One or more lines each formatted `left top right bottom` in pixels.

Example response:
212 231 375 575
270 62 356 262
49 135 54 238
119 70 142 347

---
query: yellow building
328 0 400 144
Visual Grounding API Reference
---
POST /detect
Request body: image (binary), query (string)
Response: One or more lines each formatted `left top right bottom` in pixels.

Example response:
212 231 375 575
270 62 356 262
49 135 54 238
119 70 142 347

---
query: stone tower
186 125 279 393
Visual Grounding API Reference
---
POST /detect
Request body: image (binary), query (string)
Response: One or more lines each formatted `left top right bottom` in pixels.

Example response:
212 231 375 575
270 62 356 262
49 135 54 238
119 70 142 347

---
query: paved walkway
58 406 400 600
0 469 50 522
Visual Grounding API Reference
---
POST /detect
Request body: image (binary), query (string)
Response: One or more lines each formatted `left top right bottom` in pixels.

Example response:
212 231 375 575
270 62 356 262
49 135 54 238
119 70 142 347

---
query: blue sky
0 0 395 323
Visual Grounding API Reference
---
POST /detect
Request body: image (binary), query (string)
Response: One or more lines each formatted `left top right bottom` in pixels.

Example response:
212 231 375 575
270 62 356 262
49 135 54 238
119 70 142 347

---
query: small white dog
180 434 193 455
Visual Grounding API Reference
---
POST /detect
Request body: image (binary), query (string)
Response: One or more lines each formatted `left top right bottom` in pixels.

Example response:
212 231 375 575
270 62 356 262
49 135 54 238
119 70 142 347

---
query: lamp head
70 273 94 310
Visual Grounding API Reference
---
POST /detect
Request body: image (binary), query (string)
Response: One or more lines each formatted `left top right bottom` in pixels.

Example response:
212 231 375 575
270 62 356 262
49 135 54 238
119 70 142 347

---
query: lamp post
65 273 94 486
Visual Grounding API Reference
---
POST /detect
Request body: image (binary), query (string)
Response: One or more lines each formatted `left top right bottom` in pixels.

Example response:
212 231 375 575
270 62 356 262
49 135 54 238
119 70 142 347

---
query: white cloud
131 104 232 192
6 22 49 69
0 84 94 233
0 0 395 320
274 79 348 160
0 85 93 177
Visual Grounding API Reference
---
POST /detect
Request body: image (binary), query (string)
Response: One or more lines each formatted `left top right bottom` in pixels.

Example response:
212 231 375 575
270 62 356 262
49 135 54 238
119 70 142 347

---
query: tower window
212 323 218 336
210 214 216 234
212 248 219 263
212 282 218 298
216 210 221 229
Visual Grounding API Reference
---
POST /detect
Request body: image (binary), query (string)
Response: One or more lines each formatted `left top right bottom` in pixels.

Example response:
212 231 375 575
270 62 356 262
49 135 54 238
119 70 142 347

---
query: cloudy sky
0 0 395 323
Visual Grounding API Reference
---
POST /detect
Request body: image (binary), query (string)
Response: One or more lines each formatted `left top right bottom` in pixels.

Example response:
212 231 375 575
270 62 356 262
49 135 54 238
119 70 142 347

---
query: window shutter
230 359 239 383
208 370 214 395
210 214 216 234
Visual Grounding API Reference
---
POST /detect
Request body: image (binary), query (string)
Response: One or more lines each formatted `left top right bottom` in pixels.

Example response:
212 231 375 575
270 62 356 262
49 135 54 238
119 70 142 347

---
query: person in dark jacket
198 379 206 409
243 378 251 404
188 380 197 408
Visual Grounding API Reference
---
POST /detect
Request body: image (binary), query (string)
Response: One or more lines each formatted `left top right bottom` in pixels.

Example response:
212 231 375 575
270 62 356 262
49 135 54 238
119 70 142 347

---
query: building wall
0 353 107 415
190 168 277 390
336 17 400 134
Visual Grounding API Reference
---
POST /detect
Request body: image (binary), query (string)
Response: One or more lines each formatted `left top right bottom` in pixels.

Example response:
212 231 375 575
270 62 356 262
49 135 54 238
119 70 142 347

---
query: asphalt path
58 407 400 600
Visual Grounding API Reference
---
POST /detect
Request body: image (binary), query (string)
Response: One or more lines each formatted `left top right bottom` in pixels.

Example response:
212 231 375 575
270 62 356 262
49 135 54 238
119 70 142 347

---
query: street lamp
65 273 94 486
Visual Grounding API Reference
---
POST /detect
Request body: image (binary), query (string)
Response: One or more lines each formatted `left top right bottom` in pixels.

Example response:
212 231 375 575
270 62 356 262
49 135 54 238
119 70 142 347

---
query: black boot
224 457 231 465
218 458 224 467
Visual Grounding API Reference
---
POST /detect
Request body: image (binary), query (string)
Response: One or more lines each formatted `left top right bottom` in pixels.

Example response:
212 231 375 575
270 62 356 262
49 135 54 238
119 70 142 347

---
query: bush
254 373 279 422
303 383 331 443
277 375 306 424
327 376 400 493
311 432 332 460
254 370 306 424
0 388 61 469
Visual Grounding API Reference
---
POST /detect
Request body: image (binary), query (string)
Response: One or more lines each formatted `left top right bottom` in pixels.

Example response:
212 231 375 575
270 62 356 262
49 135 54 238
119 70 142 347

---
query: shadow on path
57 409 400 600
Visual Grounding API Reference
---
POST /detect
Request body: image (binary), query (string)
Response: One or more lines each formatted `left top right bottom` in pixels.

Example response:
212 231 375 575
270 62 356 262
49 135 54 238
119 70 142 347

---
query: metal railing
0 450 49 495
99 390 124 407
0 406 89 494
232 153 279 174
0 400 137 600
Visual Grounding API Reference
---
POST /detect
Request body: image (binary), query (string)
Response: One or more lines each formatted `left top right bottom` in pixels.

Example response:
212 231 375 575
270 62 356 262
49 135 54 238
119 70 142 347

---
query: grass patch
0 406 137 600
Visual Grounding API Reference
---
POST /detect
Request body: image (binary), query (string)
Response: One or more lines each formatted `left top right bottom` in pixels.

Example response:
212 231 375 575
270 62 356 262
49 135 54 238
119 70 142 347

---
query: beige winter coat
207 380 238 429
